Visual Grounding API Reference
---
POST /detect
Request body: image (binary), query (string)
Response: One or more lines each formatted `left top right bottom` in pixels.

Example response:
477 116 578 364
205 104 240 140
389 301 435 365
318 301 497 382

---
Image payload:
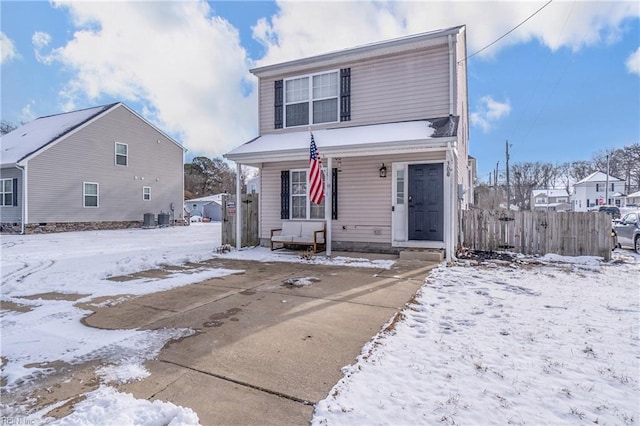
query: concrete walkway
73 256 437 424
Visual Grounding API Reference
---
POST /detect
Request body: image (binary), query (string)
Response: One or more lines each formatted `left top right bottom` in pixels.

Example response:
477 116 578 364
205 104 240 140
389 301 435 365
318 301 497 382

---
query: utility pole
605 153 610 205
506 140 510 211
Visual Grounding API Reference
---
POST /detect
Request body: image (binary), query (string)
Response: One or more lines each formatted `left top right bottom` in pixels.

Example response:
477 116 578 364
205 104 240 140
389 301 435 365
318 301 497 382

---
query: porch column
235 161 242 251
325 156 332 257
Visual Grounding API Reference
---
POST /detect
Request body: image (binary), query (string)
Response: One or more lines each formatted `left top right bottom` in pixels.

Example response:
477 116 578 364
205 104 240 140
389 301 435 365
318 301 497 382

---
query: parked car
613 211 640 254
598 205 621 219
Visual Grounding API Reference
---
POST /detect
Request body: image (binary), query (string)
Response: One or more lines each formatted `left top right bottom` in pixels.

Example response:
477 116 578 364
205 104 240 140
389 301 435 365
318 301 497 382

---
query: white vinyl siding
115 142 128 166
259 45 450 134
25 105 184 224
83 182 99 207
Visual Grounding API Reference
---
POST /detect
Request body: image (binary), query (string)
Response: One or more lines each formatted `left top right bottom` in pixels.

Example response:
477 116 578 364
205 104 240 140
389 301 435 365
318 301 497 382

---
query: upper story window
115 142 128 166
285 71 338 128
1 178 14 206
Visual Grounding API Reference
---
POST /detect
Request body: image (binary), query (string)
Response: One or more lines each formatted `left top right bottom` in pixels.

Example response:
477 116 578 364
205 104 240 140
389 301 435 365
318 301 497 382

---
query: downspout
446 142 458 263
235 161 242 251
16 162 26 234
448 34 455 116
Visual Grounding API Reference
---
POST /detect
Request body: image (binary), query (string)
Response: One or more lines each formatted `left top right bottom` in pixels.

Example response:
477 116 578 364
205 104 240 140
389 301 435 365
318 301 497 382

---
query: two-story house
225 26 470 261
571 171 625 211
0 102 186 234
531 189 570 212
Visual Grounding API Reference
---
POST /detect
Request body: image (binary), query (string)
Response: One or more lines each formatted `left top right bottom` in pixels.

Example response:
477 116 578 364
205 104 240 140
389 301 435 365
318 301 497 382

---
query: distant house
571 171 625 212
225 26 471 261
531 189 570 212
0 103 186 234
625 190 640 207
185 193 223 221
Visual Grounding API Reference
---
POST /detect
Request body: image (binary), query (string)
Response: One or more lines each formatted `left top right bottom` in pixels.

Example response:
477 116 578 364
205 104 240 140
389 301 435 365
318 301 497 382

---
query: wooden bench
270 220 326 253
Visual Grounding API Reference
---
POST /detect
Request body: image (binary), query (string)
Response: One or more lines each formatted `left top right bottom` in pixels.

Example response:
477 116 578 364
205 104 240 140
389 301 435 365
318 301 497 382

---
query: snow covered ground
1 223 638 424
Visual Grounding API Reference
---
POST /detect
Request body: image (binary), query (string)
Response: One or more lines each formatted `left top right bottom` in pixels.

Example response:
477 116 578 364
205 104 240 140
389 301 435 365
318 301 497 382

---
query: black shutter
331 168 338 220
12 178 18 206
274 80 284 129
340 68 351 122
280 170 290 219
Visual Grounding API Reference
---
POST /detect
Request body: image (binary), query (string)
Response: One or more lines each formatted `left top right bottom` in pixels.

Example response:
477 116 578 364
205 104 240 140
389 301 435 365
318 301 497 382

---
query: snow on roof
0 103 117 166
627 190 640 198
186 193 225 204
574 171 622 185
532 189 569 198
225 117 457 163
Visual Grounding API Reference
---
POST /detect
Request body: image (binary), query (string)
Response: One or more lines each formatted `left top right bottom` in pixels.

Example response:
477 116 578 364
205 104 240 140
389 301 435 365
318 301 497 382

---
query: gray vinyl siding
258 45 450 135
261 152 444 244
26 105 184 224
0 167 22 222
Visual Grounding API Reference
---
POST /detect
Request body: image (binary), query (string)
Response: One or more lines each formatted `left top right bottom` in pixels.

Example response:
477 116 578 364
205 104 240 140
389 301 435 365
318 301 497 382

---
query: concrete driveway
40 255 437 425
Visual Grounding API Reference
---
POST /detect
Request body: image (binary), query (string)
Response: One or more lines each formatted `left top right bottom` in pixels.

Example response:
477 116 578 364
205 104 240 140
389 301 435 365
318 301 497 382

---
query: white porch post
235 161 242 251
325 157 332 257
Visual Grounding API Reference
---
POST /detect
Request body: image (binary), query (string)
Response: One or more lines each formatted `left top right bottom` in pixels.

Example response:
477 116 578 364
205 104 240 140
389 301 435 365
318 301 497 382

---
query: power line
460 0 554 63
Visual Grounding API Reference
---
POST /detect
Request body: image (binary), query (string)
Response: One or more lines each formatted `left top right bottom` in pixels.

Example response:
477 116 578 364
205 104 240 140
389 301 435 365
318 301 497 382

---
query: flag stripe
309 133 324 205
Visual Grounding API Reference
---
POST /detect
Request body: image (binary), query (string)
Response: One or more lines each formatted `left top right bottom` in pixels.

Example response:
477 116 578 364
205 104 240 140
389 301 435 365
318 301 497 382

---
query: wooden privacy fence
221 193 259 247
462 210 613 260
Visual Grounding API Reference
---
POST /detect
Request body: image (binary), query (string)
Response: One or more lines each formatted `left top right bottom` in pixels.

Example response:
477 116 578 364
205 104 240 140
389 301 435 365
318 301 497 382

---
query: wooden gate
221 193 259 247
462 210 613 260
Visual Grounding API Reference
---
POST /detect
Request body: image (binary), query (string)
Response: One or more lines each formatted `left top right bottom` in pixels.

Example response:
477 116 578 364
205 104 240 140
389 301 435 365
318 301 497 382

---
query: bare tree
1 120 17 135
184 157 239 198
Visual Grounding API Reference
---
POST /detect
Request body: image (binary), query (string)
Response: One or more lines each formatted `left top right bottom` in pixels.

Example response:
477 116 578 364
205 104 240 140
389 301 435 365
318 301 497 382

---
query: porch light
379 163 387 178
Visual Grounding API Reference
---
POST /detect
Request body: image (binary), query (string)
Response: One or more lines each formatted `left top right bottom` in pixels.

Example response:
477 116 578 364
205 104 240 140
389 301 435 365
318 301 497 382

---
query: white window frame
284 70 339 128
143 186 151 201
289 169 325 220
115 142 128 166
83 182 99 208
1 178 13 207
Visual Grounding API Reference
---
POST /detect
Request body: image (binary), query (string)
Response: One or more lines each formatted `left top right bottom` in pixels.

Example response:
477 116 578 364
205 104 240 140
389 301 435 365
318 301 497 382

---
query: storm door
408 163 444 241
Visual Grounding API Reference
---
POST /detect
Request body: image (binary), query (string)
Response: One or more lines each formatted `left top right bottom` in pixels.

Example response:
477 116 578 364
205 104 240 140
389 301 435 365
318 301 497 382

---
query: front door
408 163 444 241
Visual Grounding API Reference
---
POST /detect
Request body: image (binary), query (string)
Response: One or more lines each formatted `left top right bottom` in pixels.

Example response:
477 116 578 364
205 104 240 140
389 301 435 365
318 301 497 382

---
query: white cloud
470 96 511 133
626 47 640 75
20 101 37 123
32 31 54 64
46 0 256 158
1 32 18 64
254 1 640 66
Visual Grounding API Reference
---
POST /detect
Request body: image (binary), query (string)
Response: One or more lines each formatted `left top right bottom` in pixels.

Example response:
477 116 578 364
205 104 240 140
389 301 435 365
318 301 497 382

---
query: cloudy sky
1 1 638 180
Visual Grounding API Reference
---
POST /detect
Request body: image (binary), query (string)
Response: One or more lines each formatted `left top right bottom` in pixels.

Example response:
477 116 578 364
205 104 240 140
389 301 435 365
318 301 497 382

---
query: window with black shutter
340 68 351 122
12 178 18 206
280 169 338 220
274 80 283 129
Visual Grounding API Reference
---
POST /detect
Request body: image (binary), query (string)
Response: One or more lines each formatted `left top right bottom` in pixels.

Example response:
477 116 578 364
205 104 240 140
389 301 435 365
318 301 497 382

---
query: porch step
399 249 445 262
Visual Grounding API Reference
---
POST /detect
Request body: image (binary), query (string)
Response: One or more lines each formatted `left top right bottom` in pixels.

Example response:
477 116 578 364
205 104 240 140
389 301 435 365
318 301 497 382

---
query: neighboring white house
185 193 223 221
625 190 640 207
225 26 470 261
0 103 186 234
531 189 570 212
571 171 625 212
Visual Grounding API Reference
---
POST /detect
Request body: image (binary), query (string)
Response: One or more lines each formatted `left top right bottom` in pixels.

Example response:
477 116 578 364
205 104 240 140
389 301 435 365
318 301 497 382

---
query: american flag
308 133 324 205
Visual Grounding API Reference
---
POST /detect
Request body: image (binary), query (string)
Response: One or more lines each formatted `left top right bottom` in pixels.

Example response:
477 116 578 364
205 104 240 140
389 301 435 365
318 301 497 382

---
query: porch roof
225 117 458 165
